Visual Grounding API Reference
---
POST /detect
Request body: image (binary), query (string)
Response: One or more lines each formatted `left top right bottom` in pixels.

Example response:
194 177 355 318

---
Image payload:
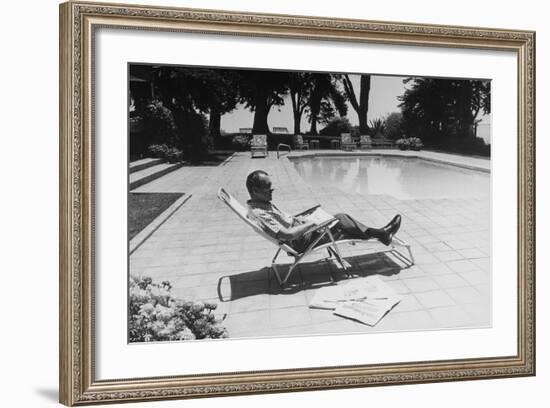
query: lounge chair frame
340 133 356 151
217 188 414 287
251 134 268 158
292 134 309 150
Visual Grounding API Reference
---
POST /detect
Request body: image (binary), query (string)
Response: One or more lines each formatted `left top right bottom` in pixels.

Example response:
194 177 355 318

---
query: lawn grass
129 192 184 240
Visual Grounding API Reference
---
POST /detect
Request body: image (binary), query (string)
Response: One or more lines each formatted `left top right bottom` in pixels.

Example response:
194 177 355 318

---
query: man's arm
275 220 317 241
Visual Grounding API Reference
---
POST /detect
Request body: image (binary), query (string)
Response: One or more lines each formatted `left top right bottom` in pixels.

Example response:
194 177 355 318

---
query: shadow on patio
217 252 404 302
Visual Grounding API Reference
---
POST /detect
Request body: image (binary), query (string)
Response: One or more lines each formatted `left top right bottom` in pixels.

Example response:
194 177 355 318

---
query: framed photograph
59 1 535 405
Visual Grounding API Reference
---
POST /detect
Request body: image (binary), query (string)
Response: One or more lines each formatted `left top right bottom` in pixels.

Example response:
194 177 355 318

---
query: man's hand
294 215 311 225
276 219 317 241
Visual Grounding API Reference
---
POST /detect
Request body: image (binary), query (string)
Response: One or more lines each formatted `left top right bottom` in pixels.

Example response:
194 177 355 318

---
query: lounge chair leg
271 248 285 286
326 231 351 275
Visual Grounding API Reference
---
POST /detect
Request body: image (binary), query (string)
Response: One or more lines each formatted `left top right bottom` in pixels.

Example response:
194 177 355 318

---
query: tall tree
205 69 240 143
398 77 491 143
342 74 371 135
288 72 314 135
237 71 290 134
150 66 240 156
307 74 348 135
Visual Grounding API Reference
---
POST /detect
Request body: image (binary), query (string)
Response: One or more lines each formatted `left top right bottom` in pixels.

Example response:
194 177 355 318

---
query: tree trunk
309 119 318 135
290 93 302 134
358 75 371 134
209 107 221 146
309 93 321 135
252 88 270 134
293 116 301 135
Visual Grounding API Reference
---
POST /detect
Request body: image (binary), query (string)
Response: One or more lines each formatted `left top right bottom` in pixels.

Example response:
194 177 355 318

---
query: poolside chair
217 188 415 287
292 134 309 150
359 135 372 150
250 134 268 158
340 133 356 151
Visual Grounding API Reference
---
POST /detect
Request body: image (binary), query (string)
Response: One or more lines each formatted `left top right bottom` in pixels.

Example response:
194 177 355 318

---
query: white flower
177 327 196 341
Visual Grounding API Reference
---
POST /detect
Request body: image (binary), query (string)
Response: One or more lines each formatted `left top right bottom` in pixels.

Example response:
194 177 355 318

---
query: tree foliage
398 77 491 147
306 74 348 135
236 70 290 134
384 112 405 140
319 117 352 136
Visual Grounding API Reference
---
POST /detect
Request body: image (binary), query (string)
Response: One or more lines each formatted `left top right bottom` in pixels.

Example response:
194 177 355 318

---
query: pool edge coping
286 151 491 174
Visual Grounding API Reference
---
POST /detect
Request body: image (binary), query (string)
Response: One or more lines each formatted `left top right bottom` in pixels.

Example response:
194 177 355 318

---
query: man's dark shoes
379 214 401 245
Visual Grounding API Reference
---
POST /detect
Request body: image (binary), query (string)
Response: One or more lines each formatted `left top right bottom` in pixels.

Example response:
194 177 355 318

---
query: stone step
129 158 164 174
129 162 184 190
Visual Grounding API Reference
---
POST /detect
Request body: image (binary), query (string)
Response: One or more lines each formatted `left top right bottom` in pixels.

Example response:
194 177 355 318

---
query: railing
277 143 291 159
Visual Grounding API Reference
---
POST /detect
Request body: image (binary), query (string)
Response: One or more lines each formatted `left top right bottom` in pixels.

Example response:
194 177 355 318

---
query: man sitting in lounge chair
245 170 402 252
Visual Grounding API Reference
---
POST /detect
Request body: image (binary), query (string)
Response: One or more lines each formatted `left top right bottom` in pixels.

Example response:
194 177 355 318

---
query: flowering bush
147 144 169 158
396 138 411 150
147 144 184 163
409 137 423 150
129 275 228 342
165 147 184 163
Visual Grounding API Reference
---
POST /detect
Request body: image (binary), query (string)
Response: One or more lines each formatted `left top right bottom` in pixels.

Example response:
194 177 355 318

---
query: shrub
174 111 210 160
396 138 411 150
231 134 251 151
142 100 177 146
409 137 423 150
368 118 386 137
165 147 184 163
319 117 352 136
129 275 228 342
147 144 169 158
147 144 184 163
384 112 405 140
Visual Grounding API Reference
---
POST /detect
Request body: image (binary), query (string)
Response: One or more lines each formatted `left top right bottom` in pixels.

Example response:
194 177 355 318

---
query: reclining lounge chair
217 188 415 287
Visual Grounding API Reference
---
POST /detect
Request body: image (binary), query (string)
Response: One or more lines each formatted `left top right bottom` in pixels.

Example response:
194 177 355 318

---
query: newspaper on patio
308 275 402 326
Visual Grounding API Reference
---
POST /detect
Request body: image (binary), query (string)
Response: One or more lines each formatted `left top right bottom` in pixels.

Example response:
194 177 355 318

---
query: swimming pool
291 155 490 200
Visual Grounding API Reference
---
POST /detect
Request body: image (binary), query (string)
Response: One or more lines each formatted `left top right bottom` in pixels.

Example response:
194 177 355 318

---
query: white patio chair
250 134 268 158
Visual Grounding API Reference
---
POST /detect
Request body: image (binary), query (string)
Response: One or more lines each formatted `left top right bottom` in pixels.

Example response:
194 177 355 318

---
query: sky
220 75 408 134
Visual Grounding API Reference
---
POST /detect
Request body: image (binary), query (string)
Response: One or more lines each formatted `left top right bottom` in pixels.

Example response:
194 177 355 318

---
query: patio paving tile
415 290 456 308
458 269 491 286
270 306 312 329
461 302 492 326
446 259 479 273
445 286 485 305
223 310 270 335
432 273 470 289
401 277 440 293
433 250 465 262
392 295 424 313
382 310 439 331
428 306 476 328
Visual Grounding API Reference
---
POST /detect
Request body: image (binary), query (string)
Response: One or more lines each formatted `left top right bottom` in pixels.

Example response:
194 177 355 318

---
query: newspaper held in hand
302 207 335 225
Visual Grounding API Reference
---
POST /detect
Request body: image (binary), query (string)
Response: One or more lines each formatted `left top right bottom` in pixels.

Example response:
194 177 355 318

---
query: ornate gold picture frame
59 1 535 405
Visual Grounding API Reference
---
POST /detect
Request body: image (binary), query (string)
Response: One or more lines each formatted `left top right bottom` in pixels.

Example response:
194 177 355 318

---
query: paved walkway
131 150 491 339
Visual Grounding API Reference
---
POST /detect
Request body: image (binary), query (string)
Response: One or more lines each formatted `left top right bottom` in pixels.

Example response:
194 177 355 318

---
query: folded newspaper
303 207 335 225
309 275 402 326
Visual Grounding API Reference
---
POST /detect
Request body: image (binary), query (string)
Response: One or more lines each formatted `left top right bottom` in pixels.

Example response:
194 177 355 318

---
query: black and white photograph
128 64 492 342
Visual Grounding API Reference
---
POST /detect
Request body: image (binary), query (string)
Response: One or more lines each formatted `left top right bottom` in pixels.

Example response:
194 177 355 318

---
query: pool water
291 156 490 200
